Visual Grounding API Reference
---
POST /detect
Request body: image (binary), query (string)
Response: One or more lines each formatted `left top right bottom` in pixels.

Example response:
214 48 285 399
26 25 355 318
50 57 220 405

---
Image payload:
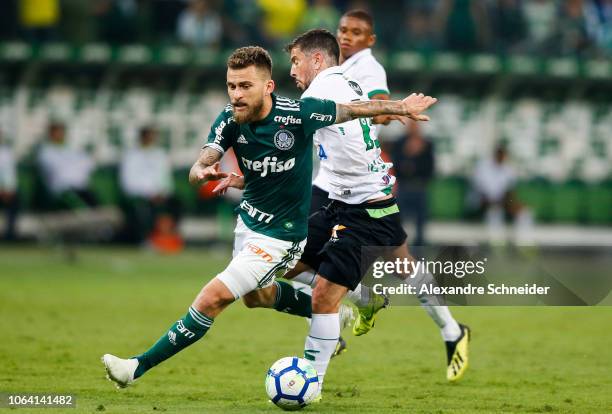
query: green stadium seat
17 166 37 211
90 167 120 206
173 169 199 215
429 178 466 220
550 181 585 223
515 181 553 222
583 183 612 224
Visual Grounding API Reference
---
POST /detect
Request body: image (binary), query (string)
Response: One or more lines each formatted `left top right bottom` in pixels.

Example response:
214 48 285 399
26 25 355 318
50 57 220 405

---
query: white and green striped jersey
339 48 390 99
302 66 395 204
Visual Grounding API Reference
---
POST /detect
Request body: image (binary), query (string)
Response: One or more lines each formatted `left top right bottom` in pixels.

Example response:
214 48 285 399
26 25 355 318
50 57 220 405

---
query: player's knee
194 295 228 315
242 294 263 308
192 286 234 317
243 286 275 308
311 286 334 313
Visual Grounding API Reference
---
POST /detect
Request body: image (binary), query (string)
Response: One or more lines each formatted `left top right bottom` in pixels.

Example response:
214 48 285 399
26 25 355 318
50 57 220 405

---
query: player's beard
233 99 264 124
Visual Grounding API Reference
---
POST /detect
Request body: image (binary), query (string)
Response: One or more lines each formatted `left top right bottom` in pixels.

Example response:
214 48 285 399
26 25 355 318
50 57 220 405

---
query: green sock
134 306 213 378
273 280 312 318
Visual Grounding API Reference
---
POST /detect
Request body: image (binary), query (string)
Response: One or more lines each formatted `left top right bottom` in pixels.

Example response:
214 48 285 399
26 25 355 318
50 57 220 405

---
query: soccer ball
265 357 320 410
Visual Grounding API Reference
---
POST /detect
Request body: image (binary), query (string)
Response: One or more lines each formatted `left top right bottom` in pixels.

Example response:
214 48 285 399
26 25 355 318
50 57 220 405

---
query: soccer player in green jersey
102 45 436 388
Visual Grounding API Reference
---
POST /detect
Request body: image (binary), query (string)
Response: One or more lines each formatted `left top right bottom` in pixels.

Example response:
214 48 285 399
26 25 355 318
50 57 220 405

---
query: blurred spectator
392 122 435 246
37 122 98 209
221 0 264 47
397 6 439 52
434 0 491 52
120 126 179 244
300 0 340 32
59 0 95 43
257 0 306 44
93 0 139 44
522 0 557 53
556 0 592 55
0 1 19 40
584 0 612 55
148 214 184 254
0 132 18 241
19 0 60 42
470 144 533 245
151 0 186 43
177 0 222 48
488 0 527 53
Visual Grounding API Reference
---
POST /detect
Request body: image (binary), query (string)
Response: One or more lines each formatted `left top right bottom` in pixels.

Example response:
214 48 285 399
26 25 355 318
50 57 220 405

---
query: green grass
0 247 611 413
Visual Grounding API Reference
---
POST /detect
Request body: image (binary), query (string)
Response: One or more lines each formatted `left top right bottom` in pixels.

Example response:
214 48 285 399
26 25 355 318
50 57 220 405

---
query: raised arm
335 93 437 124
188 147 226 185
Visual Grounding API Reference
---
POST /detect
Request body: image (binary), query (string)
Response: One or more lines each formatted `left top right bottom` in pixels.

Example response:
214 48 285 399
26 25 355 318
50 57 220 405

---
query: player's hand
189 161 228 185
373 114 411 125
401 93 437 122
212 173 245 195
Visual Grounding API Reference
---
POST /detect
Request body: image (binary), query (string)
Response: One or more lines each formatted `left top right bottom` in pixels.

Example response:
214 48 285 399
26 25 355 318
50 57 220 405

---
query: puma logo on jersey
274 115 302 125
241 156 295 177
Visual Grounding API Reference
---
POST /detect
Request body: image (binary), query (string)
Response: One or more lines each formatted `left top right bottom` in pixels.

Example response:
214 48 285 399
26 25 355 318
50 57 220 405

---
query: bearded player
101 45 437 389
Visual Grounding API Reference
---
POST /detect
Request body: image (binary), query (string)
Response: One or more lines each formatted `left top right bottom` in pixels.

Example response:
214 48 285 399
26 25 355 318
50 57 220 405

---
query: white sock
292 270 317 287
345 283 370 307
411 270 461 342
423 306 461 342
291 272 314 328
304 313 339 388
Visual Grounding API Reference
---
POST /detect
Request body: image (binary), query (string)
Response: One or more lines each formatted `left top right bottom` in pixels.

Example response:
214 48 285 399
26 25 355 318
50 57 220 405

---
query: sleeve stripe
202 143 225 155
276 105 300 111
368 89 390 98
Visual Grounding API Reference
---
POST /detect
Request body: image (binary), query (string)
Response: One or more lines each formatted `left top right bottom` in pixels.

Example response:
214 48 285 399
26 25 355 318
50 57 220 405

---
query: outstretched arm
335 93 437 124
369 92 400 125
188 147 226 185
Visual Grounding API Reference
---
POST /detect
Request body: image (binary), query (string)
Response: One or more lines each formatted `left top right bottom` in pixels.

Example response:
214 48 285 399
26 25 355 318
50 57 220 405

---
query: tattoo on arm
335 100 405 124
195 147 222 168
189 147 223 185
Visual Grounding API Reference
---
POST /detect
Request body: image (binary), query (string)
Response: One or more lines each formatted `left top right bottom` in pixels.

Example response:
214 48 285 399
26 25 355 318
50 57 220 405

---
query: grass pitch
0 246 611 413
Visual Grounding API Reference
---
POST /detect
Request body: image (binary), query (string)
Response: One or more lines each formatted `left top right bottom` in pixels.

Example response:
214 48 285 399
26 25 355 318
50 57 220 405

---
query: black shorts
302 197 407 291
309 185 331 214
300 186 333 269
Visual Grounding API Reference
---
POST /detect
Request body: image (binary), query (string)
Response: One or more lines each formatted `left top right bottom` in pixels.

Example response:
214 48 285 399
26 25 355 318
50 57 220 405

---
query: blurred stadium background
1 2 611 413
0 0 610 249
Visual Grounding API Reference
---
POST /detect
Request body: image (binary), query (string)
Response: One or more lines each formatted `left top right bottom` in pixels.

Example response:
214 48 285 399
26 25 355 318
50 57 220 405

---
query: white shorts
216 217 306 299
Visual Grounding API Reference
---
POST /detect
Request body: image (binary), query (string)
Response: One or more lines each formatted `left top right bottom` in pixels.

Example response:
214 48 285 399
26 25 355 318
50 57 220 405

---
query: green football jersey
204 94 337 242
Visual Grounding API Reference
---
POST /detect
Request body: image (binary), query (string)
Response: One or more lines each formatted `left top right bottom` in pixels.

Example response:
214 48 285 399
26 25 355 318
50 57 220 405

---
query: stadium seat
550 181 584 223
173 169 200 215
583 183 612 224
91 167 120 206
515 181 553 222
429 178 466 220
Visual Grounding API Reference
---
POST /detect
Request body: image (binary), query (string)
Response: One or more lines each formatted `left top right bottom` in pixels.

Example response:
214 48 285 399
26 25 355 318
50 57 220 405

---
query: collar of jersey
312 66 344 83
340 48 372 69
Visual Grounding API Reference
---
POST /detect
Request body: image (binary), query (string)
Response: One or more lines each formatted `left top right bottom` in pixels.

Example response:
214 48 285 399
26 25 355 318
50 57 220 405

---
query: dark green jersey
204 94 337 241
